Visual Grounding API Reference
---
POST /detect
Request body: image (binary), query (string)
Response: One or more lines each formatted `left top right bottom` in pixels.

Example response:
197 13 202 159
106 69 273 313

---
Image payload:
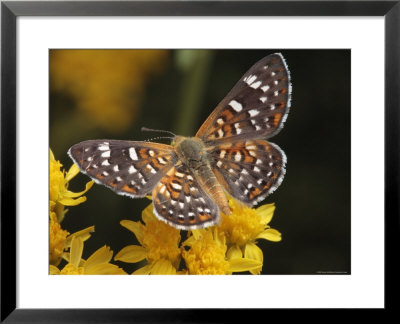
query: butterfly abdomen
194 165 231 215
174 136 230 215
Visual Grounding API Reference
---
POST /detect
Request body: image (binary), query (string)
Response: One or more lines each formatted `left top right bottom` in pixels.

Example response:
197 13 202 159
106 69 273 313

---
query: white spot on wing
158 157 167 165
98 144 109 151
129 165 136 174
129 148 138 160
248 109 259 117
261 85 270 92
250 81 262 89
259 96 267 103
101 151 110 158
101 160 110 166
159 185 166 194
244 74 257 85
146 164 157 174
229 100 243 112
172 182 182 190
113 165 119 172
234 123 242 134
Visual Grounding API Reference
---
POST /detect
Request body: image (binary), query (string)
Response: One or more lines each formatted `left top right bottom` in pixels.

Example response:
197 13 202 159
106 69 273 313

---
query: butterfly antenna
141 127 176 137
144 136 174 142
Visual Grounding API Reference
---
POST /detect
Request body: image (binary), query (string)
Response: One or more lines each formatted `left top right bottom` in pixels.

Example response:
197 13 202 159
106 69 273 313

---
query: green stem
173 50 214 136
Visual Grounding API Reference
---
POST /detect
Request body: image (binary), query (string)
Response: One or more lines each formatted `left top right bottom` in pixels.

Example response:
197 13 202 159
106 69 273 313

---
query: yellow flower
50 50 169 133
49 148 93 222
51 236 126 275
115 203 181 274
217 198 282 274
182 228 262 275
49 212 70 266
49 213 94 266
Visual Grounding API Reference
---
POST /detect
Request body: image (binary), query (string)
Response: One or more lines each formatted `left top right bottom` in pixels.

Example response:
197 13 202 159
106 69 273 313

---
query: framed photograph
1 0 398 320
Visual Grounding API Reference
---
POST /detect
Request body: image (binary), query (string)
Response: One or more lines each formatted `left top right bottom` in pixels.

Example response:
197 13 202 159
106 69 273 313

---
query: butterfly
68 53 292 230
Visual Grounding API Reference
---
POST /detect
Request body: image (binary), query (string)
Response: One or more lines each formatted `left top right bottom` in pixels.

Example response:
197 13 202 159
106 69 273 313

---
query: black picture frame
1 0 398 321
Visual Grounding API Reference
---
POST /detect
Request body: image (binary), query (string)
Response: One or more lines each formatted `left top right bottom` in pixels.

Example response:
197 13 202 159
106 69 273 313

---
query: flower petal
50 149 55 161
70 237 84 267
132 264 152 275
191 229 202 240
58 196 87 207
226 245 243 260
141 203 154 223
65 226 95 247
244 242 264 275
85 263 126 275
62 181 94 198
120 220 144 245
256 203 275 225
150 259 176 275
49 265 60 275
64 163 81 183
85 246 113 271
114 245 147 263
228 258 262 273
256 228 282 242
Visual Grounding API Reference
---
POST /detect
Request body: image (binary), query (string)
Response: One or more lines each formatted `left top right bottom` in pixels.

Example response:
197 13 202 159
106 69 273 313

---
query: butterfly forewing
196 53 291 144
208 140 286 206
68 140 178 197
152 162 219 229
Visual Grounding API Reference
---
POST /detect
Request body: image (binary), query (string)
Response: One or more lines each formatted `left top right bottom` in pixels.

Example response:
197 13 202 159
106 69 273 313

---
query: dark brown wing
196 53 291 145
207 140 286 206
68 140 178 197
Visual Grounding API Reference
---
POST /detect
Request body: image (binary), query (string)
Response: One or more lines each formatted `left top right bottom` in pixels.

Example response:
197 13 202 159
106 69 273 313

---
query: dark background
50 49 350 274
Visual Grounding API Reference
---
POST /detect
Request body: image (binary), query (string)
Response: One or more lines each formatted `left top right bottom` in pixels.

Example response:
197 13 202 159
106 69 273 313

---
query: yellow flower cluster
50 237 126 275
50 50 169 133
115 204 181 274
115 198 281 275
49 149 125 274
49 148 93 223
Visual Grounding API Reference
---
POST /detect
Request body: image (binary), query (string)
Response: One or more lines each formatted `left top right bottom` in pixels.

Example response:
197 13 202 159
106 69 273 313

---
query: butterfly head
174 136 208 170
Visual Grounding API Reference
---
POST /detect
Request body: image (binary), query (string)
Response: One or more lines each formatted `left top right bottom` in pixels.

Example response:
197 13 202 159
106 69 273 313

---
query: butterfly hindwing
152 162 219 230
208 140 286 206
196 53 291 144
68 140 178 197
